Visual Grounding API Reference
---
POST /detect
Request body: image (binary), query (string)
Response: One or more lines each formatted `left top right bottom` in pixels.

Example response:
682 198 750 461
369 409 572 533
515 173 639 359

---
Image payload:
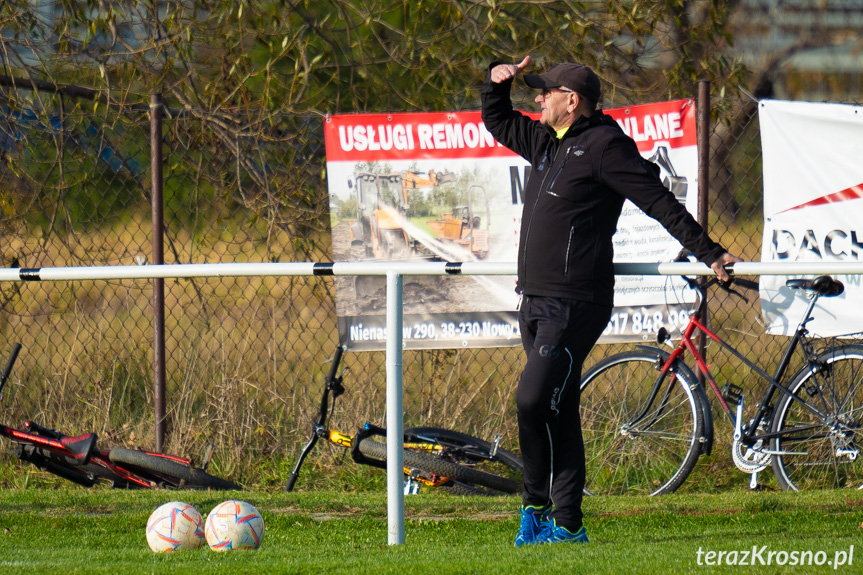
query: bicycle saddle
785 276 844 297
61 433 98 465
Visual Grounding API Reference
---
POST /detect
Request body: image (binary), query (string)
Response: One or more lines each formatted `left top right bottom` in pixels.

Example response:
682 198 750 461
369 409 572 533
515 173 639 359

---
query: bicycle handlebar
703 276 759 293
0 343 22 397
327 345 344 383
285 344 345 493
678 274 759 304
285 467 300 492
673 250 758 297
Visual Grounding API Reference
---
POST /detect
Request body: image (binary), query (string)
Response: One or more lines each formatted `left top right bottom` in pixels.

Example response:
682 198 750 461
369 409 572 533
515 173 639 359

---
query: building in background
730 0 863 101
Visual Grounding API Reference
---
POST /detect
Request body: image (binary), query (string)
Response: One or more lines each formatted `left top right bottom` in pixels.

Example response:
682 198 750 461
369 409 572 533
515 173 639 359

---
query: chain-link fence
0 76 815 490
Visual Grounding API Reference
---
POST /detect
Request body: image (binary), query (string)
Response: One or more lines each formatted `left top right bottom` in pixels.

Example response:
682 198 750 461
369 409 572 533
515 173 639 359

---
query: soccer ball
145 501 205 553
205 500 264 551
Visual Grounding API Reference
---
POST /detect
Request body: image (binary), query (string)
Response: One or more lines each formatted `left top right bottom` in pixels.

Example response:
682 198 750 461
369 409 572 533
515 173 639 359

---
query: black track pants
517 295 612 531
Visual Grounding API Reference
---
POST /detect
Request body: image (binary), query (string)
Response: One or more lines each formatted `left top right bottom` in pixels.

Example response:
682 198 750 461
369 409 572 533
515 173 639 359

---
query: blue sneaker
537 520 589 544
514 505 551 547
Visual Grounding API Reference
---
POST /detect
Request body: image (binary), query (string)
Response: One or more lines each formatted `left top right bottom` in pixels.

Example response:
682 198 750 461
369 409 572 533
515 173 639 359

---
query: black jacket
481 70 726 306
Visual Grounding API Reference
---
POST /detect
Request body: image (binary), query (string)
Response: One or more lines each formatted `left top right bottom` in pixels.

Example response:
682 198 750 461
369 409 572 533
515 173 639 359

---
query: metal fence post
696 80 711 377
386 270 405 545
150 93 166 451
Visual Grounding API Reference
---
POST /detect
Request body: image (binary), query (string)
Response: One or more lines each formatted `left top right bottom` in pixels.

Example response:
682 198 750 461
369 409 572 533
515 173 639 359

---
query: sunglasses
541 87 575 98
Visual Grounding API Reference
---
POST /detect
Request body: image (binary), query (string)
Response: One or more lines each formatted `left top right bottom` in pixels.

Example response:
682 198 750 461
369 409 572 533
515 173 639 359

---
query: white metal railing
2 259 863 545
5 260 863 282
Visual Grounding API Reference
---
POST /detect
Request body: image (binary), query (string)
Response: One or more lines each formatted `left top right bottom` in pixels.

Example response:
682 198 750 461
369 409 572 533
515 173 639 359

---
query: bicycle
286 344 523 495
0 343 242 490
579 271 863 495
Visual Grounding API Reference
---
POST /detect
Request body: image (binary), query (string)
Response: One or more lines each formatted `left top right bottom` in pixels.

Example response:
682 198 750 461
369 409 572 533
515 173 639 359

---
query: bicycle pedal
490 433 501 459
721 384 743 406
748 472 758 490
200 444 215 471
403 477 420 495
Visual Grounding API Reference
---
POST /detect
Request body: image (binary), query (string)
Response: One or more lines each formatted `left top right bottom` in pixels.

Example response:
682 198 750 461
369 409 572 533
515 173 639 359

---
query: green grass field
0 486 861 574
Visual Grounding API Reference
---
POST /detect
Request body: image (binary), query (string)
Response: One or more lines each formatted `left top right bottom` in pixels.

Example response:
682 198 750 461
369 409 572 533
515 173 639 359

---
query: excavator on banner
348 169 489 261
424 184 490 260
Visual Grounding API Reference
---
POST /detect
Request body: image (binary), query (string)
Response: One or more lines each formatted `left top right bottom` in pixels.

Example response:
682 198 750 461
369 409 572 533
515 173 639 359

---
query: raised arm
490 56 531 84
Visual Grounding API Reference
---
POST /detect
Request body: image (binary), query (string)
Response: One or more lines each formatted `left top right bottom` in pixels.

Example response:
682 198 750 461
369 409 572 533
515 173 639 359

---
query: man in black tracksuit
481 56 741 546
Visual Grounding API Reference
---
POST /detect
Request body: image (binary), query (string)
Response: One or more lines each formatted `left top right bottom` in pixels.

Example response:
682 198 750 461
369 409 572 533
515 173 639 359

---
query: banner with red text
325 100 700 350
759 100 863 336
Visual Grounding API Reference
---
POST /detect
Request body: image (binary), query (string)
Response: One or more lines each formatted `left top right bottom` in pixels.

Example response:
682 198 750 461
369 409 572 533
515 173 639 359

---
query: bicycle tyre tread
403 426 523 473
17 445 143 488
580 348 704 496
771 344 863 491
356 437 519 493
108 448 242 491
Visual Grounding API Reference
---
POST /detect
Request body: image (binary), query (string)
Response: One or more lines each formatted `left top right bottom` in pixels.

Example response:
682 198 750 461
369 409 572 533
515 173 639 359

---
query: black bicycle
286 344 523 495
0 343 241 490
580 273 863 495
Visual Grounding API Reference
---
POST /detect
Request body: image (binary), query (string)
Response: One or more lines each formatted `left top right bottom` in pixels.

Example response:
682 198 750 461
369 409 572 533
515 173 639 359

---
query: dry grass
0 213 790 489
0 216 528 486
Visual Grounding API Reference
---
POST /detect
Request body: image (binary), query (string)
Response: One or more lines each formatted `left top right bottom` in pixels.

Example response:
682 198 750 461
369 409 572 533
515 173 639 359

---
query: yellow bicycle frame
326 429 450 486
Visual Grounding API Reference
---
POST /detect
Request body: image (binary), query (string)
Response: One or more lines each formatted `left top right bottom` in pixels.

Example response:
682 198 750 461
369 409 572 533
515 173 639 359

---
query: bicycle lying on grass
580 272 863 495
0 343 241 490
286 344 523 495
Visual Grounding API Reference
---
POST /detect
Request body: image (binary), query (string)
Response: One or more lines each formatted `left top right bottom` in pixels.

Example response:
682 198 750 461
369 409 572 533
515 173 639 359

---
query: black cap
524 63 601 103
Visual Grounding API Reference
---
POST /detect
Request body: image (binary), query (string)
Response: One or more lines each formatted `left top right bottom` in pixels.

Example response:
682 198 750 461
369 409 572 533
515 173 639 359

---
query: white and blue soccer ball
146 501 205 553
204 500 264 551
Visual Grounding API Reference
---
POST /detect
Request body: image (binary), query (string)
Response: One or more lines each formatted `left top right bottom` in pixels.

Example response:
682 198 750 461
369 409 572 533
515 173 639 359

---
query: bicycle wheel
404 427 523 474
771 344 863 491
356 437 519 493
108 448 242 491
580 348 704 495
435 480 507 496
16 445 146 488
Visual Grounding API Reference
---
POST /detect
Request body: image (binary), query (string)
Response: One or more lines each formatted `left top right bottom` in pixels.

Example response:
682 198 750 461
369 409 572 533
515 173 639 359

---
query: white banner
759 100 863 336
325 101 701 350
